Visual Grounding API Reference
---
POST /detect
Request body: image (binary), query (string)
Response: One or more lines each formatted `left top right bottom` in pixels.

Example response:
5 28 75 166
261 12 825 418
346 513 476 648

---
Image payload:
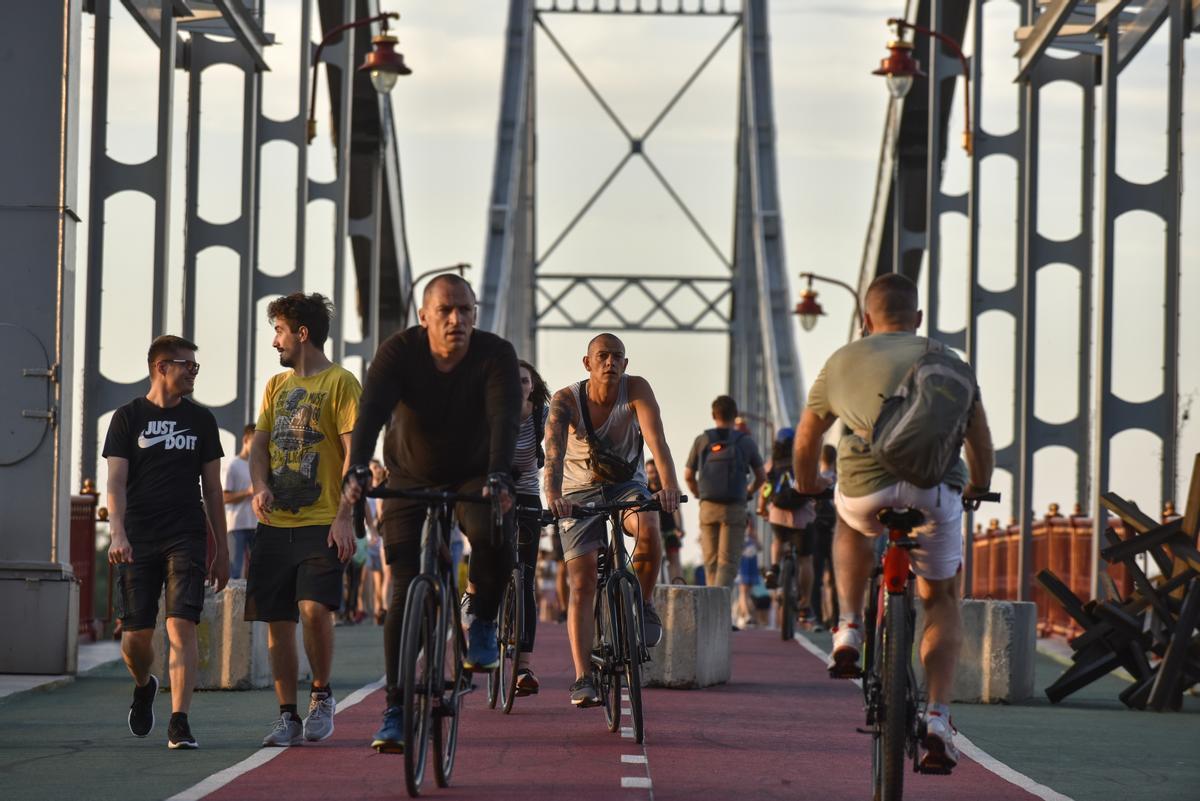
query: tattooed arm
543 387 576 517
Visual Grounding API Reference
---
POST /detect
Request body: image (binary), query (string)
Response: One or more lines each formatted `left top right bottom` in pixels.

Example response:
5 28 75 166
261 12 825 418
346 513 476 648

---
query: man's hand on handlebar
962 486 1001 511
654 487 681 515
548 496 574 519
483 473 514 515
342 464 372 505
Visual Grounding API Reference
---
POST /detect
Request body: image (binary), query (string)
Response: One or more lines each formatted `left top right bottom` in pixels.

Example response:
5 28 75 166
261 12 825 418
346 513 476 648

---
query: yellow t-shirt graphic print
256 364 361 527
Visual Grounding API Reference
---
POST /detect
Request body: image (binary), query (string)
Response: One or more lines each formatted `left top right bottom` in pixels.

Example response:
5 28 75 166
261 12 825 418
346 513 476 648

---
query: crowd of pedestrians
104 271 991 771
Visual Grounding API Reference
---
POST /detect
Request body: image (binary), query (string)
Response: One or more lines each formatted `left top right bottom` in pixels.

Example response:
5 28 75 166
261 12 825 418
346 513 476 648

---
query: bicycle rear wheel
498 569 522 714
432 606 465 788
618 578 645 744
874 591 911 801
400 578 438 797
779 556 796 641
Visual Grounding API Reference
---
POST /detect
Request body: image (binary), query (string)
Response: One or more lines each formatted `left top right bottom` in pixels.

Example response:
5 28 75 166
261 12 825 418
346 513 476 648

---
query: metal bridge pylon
478 0 804 432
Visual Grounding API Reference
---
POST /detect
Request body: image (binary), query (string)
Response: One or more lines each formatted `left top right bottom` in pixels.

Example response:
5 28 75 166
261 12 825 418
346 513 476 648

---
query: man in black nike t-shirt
103 335 230 749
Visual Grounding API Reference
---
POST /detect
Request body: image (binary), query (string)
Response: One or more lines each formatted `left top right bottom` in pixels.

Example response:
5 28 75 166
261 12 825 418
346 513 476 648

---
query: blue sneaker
464 617 499 670
371 706 404 754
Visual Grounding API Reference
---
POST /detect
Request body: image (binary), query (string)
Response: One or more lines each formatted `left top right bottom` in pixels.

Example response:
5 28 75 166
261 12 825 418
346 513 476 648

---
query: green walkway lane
0 625 386 801
798 628 1199 801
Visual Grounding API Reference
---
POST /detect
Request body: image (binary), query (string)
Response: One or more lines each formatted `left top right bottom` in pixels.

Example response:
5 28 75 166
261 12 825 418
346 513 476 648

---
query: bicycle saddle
876 508 925 532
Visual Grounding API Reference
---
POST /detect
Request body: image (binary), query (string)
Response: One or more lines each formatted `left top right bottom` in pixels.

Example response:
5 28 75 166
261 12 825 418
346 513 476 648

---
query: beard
278 352 294 368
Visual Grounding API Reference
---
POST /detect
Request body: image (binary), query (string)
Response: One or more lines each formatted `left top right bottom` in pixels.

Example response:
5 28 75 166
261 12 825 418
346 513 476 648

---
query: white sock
837 613 862 629
928 702 951 719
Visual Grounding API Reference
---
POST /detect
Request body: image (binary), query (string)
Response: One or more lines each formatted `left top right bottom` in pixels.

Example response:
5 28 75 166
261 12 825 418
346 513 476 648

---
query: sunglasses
161 359 201 374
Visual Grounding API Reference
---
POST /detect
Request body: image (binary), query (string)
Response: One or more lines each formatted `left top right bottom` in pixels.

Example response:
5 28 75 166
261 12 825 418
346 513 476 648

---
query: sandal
515 668 540 696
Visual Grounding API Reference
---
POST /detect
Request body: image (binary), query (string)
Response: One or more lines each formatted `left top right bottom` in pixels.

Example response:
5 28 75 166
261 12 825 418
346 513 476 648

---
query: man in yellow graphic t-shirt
246 292 362 748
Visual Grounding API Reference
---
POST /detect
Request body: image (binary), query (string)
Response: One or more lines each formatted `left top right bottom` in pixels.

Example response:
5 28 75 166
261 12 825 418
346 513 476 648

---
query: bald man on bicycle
544 333 682 708
792 273 995 771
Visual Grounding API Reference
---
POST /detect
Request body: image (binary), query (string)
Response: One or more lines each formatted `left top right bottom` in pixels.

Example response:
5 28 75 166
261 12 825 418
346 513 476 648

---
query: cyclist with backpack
791 273 995 771
683 396 766 589
757 427 819 626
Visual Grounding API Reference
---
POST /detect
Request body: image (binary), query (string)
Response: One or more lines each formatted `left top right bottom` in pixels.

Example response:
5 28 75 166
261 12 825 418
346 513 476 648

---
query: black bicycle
487 505 556 714
775 487 834 641
569 494 687 745
859 491 1000 801
354 479 503 798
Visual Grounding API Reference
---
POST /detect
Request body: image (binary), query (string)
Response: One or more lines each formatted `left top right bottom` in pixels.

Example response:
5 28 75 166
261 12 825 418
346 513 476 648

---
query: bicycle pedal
854 727 873 735
828 665 863 680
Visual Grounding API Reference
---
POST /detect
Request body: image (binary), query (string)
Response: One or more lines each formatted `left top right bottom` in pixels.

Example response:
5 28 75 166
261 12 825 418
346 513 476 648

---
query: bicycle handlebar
350 483 499 540
962 490 1001 511
515 505 558 527
566 495 689 518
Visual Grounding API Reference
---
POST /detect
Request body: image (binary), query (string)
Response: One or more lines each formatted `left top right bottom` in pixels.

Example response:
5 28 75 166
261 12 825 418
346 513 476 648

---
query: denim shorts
558 480 649 562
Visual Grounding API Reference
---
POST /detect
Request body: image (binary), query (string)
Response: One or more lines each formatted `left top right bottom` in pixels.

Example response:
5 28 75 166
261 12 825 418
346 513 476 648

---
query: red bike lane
204 623 1048 801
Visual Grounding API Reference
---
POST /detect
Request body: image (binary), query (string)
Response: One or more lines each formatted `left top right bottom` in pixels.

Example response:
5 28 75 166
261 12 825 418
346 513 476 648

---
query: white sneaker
262 714 304 747
303 691 336 742
827 623 863 678
921 711 959 772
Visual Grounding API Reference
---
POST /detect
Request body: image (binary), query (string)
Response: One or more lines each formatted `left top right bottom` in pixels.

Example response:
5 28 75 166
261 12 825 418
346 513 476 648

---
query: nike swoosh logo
137 429 190 448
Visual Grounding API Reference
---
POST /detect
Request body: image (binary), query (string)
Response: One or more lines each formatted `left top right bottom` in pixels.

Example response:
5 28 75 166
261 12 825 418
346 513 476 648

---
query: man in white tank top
544 333 683 708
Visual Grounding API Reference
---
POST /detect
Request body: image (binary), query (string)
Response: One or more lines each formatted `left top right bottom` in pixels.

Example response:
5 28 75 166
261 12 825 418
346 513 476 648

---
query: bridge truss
478 0 805 434
860 0 1196 599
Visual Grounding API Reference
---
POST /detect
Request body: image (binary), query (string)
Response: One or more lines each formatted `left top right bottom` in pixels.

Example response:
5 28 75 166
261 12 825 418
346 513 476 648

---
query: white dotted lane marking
621 777 653 789
618 683 652 797
621 754 647 764
792 634 1075 801
165 676 387 801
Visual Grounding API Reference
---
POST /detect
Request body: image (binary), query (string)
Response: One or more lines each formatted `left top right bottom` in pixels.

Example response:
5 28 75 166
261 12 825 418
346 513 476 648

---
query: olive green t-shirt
805 332 971 498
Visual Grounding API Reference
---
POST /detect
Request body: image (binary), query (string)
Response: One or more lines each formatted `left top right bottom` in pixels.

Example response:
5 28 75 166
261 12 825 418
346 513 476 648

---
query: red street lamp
873 17 972 155
872 38 924 100
307 12 412 144
793 275 826 332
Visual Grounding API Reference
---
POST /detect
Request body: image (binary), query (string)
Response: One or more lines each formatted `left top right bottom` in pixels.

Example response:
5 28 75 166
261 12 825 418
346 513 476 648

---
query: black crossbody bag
578 379 643 484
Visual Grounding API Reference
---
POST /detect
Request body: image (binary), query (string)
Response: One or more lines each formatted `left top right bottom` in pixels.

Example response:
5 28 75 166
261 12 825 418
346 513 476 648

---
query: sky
71 1 1199 568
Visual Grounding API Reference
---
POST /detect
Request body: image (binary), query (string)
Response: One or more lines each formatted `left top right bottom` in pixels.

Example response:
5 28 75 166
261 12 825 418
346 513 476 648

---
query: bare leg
268 621 299 706
626 510 663 603
833 516 876 621
566 551 599 679
299 600 334 687
556 560 568 618
916 576 963 707
797 555 814 612
165 618 198 713
667 550 683 583
120 629 155 686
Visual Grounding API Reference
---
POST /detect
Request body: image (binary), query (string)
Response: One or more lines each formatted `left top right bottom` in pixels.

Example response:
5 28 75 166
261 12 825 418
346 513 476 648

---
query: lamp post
307 11 412 144
794 272 864 339
873 17 971 155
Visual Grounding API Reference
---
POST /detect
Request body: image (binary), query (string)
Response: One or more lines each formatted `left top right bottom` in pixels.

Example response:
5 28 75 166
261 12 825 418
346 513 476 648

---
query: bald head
422 273 476 305
587 332 625 356
864 273 920 330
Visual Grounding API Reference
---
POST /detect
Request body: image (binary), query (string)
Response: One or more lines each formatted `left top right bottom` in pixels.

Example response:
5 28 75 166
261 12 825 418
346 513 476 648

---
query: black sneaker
128 675 159 738
569 676 601 708
167 714 198 749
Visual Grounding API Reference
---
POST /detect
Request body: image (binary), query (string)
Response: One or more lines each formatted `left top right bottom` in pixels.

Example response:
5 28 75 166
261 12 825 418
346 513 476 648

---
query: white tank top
562 375 646 494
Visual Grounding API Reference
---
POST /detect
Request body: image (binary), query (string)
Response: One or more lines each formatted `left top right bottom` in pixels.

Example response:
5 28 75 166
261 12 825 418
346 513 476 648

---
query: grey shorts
559 480 649 562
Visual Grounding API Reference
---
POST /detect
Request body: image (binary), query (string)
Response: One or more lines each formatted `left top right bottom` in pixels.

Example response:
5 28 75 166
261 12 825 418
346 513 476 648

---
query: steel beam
1016 0 1082 80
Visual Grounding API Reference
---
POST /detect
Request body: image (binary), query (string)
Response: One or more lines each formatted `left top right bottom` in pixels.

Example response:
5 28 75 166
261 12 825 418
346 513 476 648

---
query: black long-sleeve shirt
350 326 523 490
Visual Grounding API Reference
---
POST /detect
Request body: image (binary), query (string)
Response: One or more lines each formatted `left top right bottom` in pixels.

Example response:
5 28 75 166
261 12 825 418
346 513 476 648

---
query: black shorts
771 524 814 557
245 524 343 622
117 532 207 631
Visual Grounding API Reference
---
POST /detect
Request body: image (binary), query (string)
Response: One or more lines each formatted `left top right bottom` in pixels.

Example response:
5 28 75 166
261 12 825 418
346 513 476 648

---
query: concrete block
152 580 310 690
645 584 731 689
0 563 78 675
913 599 1036 704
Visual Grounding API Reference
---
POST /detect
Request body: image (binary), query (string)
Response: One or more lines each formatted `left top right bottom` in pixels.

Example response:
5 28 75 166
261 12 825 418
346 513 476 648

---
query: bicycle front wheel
400 578 438 797
498 569 522 714
432 602 465 788
596 585 621 733
780 556 796 641
874 591 911 801
618 577 646 744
